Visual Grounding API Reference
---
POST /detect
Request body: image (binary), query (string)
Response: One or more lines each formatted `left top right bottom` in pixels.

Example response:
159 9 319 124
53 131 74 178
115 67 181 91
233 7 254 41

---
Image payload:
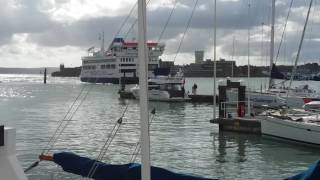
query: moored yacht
130 73 189 102
80 37 165 84
259 108 320 145
227 85 320 108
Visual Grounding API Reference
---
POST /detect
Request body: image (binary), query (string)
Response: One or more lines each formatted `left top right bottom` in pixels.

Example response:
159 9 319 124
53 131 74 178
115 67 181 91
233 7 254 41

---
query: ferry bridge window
111 64 116 69
106 64 111 69
101 65 105 69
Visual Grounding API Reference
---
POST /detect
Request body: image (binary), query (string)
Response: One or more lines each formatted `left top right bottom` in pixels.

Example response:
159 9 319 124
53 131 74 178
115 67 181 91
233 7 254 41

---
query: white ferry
80 37 165 84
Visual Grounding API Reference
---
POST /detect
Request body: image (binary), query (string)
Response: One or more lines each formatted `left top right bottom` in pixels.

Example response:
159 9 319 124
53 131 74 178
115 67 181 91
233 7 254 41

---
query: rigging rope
42 85 89 154
173 0 199 63
124 0 153 40
157 0 179 42
274 0 294 64
129 108 156 163
114 2 137 38
106 1 138 50
86 105 129 179
43 84 94 154
26 0 155 175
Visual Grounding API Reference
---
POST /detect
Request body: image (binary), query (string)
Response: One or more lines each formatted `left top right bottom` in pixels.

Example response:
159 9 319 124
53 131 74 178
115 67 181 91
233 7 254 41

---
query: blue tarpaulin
287 160 320 180
53 152 217 180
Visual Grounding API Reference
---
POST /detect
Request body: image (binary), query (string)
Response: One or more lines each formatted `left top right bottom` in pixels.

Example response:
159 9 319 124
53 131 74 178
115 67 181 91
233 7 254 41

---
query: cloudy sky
0 0 319 67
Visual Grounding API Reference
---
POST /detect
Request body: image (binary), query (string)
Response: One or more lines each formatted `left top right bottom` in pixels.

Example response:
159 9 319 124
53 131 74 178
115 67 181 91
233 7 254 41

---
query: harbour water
1 74 320 180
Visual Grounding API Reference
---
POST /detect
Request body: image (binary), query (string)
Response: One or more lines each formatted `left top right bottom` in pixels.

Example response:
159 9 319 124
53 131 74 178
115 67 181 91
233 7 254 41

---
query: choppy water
1 74 320 180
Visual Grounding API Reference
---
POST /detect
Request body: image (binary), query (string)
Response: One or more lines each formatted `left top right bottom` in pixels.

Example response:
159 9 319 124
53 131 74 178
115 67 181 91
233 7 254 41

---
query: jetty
118 90 217 103
210 118 261 134
210 79 262 134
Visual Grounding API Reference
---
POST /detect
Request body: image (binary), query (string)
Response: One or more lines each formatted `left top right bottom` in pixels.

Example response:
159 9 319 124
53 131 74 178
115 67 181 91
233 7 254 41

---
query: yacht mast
213 0 217 120
247 1 251 117
138 0 151 179
268 0 275 89
289 0 313 88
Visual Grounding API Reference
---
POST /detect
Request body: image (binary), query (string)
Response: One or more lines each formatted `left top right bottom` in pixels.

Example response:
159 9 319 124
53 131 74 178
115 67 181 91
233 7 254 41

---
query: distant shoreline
0 67 59 74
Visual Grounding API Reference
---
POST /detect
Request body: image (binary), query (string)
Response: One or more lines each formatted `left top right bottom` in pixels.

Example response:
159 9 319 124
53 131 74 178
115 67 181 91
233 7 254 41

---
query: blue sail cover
53 152 217 180
287 160 320 180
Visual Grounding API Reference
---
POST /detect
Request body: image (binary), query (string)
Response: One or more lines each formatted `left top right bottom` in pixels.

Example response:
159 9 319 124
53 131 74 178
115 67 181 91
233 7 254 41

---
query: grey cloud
0 0 319 65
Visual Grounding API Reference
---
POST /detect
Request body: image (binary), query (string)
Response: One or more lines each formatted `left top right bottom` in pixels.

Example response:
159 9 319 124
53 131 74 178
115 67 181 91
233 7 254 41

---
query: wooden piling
0 125 4 146
44 68 47 84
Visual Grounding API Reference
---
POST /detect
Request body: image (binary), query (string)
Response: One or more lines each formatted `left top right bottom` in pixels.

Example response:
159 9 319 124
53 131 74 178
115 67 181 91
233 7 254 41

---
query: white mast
289 0 313 88
268 0 275 89
138 0 151 179
247 1 251 117
213 0 217 120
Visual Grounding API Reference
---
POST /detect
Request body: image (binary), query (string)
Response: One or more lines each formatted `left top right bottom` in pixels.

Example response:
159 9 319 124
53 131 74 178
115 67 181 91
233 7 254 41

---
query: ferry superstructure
80 37 165 84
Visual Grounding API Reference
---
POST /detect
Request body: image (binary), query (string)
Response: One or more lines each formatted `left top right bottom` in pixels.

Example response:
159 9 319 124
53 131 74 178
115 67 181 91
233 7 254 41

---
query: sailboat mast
213 0 217 120
247 1 251 117
138 0 151 179
268 0 275 89
289 0 313 88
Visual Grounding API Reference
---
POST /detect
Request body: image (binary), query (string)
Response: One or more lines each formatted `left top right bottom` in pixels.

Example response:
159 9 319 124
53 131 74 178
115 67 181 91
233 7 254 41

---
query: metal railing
220 101 253 119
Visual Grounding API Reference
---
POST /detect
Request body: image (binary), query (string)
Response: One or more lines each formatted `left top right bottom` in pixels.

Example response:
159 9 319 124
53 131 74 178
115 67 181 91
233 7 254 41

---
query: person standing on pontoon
192 83 198 95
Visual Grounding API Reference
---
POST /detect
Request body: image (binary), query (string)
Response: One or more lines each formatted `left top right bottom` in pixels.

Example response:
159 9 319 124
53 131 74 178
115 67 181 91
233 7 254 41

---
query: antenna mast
268 0 275 89
213 0 217 120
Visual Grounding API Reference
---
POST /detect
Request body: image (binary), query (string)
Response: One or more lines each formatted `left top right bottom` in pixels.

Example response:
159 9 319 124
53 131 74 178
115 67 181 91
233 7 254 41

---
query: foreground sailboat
38 152 215 180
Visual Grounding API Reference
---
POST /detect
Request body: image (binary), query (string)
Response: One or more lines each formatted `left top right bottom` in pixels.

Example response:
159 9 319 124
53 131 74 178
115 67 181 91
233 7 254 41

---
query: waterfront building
183 58 236 77
195 51 204 64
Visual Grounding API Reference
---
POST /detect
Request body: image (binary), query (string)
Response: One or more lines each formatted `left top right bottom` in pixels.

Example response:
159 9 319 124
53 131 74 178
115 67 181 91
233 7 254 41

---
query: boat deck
119 90 218 103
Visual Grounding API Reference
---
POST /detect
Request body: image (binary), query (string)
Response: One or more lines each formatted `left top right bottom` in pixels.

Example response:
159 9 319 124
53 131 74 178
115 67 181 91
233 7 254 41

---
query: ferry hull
80 77 139 84
261 116 320 145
